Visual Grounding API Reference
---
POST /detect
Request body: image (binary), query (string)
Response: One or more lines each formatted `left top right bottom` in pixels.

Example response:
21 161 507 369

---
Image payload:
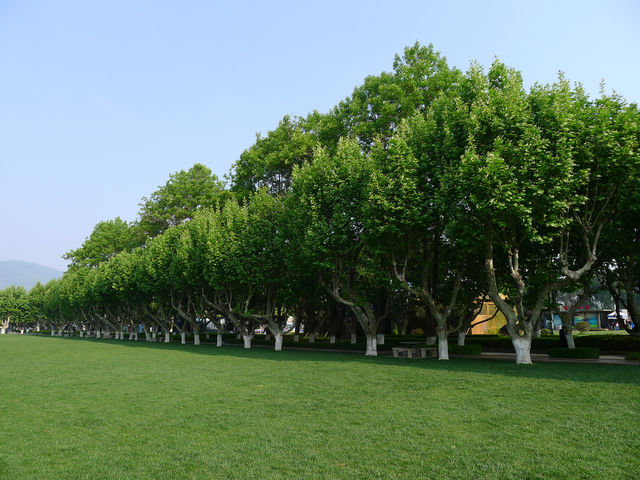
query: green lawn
1 336 639 480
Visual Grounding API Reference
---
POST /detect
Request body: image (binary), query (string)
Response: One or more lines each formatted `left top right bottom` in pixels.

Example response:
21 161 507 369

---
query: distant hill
0 261 63 290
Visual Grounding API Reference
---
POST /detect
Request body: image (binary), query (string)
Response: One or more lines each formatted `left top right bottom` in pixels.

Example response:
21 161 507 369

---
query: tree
64 217 141 268
138 163 227 239
291 138 390 355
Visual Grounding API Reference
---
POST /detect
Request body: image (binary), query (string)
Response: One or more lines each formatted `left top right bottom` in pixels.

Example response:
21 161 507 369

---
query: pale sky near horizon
1 0 639 272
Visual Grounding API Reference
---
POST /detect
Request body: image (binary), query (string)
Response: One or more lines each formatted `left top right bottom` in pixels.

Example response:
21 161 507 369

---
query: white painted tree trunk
293 334 300 342
512 336 533 364
216 333 223 347
96 330 101 339
79 331 84 338
242 335 251 349
265 333 272 341
236 333 241 339
51 329 56 336
376 334 385 345
180 333 186 344
350 333 357 344
0 327 6 335
566 331 576 349
274 333 283 351
144 332 151 342
133 332 138 341
365 334 377 356
58 328 64 336
152 332 157 342
329 335 336 344
193 333 200 345
104 329 110 339
309 333 316 343
426 336 436 345
457 332 466 346
164 333 170 343
438 330 449 360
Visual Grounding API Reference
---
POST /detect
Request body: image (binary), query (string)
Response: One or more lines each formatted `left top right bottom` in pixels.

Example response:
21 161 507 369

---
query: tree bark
242 335 252 349
309 333 316 343
329 335 336 344
217 333 223 347
457 332 466 346
274 333 283 351
193 333 200 345
376 333 385 345
512 336 533 364
180 332 186 345
437 328 449 360
365 334 377 356
350 333 357 344
165 333 170 343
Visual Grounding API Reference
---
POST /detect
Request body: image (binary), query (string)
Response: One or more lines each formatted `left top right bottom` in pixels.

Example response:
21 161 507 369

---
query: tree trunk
437 328 449 360
236 333 241 339
512 336 533 364
152 332 157 342
533 329 541 338
309 333 316 343
165 333 170 343
265 333 272 341
293 334 300 342
376 334 385 345
133 332 138 341
566 329 576 349
242 335 251 349
51 329 56 336
426 336 436 345
350 333 357 344
216 333 223 347
144 332 151 342
274 333 283 351
193 333 200 345
96 330 101 339
457 332 466 346
79 331 84 338
329 335 336 344
180 332 186 344
365 334 377 356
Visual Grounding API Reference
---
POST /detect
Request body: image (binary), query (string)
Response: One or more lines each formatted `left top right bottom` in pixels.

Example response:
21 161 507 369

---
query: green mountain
0 261 63 290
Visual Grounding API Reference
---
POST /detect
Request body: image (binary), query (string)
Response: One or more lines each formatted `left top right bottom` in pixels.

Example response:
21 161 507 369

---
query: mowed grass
1 336 639 480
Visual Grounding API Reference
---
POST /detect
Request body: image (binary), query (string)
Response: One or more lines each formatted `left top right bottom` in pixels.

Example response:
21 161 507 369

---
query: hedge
547 347 600 359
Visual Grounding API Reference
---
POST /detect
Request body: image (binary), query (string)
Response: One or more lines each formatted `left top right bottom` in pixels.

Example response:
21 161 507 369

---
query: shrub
410 328 425 336
540 329 553 337
625 352 640 361
449 343 482 355
547 347 600 359
574 321 591 333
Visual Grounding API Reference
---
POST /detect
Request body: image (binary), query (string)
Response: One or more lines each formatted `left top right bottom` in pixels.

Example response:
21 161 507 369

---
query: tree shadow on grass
29 335 640 386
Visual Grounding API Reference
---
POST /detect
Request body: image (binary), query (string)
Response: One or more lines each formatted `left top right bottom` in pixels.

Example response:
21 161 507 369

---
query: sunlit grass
1 336 638 479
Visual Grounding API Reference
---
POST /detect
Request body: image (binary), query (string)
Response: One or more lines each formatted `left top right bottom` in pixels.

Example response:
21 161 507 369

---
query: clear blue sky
1 0 638 272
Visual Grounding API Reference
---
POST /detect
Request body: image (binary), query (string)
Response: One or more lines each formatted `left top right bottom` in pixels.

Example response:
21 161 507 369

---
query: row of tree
2 44 639 363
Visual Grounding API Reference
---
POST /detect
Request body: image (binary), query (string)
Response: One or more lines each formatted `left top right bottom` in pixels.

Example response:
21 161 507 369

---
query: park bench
392 346 436 358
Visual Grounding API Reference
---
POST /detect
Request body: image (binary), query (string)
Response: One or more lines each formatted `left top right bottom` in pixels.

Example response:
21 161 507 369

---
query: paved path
452 351 640 365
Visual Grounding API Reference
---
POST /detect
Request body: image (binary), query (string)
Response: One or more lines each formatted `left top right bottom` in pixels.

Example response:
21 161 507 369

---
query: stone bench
392 346 436 358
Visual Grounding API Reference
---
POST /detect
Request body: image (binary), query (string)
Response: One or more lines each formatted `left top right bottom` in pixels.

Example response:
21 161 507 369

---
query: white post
329 335 336 344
